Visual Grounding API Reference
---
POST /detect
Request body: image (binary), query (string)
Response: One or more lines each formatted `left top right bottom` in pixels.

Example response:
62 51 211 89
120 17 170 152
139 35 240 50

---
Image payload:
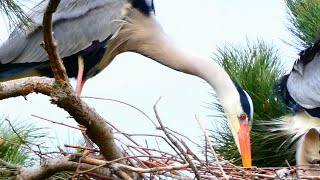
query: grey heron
277 37 320 169
0 0 253 167
277 37 320 134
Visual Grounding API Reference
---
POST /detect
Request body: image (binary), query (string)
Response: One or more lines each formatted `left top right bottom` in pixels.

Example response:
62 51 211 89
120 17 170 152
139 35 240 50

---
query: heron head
225 82 253 167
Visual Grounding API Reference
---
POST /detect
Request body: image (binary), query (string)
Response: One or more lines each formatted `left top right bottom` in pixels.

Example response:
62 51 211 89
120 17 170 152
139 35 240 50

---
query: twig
72 154 85 180
166 127 202 148
122 133 184 160
180 140 220 177
32 114 85 131
0 136 35 152
285 159 293 170
64 144 99 152
153 97 201 180
81 96 157 127
103 121 151 156
195 115 229 180
57 146 68 156
109 163 189 174
4 118 43 159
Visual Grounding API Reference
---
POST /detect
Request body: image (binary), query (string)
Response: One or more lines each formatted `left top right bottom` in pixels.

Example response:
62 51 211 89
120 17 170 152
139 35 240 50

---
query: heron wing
0 0 126 64
293 37 320 75
287 52 320 109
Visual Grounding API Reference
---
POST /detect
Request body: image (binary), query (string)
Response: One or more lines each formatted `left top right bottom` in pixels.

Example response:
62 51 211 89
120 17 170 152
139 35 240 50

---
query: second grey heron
277 37 320 136
277 36 320 170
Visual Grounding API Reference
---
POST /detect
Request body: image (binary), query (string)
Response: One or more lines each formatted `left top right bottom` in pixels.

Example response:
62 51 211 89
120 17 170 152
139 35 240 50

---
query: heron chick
296 128 320 176
0 0 253 166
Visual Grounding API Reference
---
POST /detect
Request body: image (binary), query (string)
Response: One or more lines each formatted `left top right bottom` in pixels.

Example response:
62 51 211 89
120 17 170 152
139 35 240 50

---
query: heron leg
76 56 85 95
76 56 95 151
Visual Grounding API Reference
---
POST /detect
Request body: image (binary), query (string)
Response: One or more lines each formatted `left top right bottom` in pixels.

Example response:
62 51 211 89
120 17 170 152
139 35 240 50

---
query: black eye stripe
233 81 252 121
131 0 155 15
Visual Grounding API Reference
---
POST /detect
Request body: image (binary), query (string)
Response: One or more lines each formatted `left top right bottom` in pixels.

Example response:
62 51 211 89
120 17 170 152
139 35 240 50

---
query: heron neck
138 33 239 113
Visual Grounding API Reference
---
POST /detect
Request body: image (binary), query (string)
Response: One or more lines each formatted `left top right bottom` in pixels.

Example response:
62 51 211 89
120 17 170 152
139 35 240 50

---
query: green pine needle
285 0 320 48
208 40 295 166
0 0 34 33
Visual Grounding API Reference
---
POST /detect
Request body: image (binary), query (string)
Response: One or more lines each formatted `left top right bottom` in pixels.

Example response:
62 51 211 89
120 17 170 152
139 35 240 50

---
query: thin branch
32 114 86 131
16 156 112 180
81 96 157 127
195 115 229 180
109 163 189 174
64 144 99 152
153 97 201 180
5 118 43 159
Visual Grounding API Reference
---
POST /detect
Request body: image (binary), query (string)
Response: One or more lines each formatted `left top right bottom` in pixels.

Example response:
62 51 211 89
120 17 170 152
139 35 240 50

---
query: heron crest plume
270 112 320 142
97 3 162 71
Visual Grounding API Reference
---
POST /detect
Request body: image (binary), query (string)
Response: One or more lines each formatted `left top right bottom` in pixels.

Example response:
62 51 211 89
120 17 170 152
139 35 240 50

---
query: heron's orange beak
238 120 252 167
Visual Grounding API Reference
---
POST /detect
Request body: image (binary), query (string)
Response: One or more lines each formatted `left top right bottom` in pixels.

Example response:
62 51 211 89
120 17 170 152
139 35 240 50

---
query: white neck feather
145 32 240 114
108 6 241 115
134 18 240 115
271 112 320 141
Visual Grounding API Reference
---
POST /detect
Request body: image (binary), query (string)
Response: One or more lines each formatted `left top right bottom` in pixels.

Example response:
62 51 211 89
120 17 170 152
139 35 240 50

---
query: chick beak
238 120 252 167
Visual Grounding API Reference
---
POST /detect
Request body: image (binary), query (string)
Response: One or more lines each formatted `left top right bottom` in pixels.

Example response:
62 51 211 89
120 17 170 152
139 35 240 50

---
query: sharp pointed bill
231 82 253 167
0 0 253 167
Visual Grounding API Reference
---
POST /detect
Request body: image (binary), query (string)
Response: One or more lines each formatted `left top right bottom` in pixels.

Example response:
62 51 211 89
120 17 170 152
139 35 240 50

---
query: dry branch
196 115 228 179
42 0 68 83
16 156 111 180
153 98 201 180
0 77 53 99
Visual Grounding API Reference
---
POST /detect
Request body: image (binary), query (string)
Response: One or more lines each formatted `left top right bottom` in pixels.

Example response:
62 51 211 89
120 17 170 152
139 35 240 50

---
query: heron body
0 0 253 166
277 38 320 169
0 0 128 83
279 38 320 117
277 38 320 131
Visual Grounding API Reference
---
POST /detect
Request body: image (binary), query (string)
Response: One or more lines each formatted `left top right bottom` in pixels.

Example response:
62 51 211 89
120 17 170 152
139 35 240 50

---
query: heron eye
240 113 247 120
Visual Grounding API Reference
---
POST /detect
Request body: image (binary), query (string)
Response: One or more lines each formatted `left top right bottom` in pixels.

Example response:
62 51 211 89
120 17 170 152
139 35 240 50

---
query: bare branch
42 0 68 83
32 114 86 131
64 144 99 152
109 163 189 174
195 115 229 179
153 98 201 180
16 156 112 180
0 78 124 164
0 77 53 100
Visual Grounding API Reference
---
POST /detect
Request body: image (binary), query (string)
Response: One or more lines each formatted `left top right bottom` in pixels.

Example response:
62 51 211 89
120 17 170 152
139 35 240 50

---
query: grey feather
0 0 127 64
287 53 320 109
